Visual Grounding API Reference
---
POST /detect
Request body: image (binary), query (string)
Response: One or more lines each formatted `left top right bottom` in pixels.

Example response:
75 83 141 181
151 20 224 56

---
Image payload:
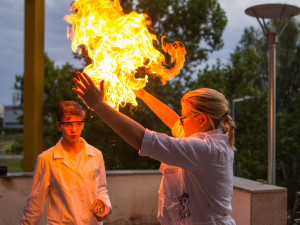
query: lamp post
245 4 300 185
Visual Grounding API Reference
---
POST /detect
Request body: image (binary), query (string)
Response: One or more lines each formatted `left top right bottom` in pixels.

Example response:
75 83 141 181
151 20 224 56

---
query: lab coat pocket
91 166 101 189
93 167 100 180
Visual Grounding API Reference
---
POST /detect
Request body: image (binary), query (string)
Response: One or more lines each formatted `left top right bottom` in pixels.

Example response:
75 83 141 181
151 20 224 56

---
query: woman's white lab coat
140 128 236 225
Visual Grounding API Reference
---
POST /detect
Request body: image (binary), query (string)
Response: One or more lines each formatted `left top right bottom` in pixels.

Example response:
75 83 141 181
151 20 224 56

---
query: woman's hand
73 72 105 110
73 71 145 150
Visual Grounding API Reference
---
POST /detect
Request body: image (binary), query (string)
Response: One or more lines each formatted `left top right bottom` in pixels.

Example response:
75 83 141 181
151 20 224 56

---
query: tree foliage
136 0 227 65
121 0 227 76
275 20 300 209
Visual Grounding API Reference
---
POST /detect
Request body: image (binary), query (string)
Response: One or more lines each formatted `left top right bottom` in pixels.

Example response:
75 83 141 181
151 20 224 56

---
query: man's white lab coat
20 138 111 225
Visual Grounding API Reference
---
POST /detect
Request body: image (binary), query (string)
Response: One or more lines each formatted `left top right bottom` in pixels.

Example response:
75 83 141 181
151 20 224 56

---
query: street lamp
231 96 254 176
232 96 254 122
245 4 300 185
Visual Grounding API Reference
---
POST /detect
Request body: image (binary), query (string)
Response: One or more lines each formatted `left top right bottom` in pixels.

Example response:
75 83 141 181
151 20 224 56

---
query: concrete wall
0 171 287 225
232 177 287 225
105 171 161 225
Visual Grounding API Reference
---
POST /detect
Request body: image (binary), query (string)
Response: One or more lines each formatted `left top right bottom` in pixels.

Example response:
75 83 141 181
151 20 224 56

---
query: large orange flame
65 0 186 110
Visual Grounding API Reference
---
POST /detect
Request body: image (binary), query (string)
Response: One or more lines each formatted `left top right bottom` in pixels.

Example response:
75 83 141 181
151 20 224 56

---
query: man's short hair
56 101 86 121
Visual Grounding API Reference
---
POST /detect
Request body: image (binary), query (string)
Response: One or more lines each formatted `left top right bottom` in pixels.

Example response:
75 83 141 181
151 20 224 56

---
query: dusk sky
0 0 299 106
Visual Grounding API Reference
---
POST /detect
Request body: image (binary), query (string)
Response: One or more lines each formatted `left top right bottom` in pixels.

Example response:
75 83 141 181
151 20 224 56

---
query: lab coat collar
53 137 95 179
191 128 228 141
53 137 94 159
53 138 79 177
206 128 223 135
84 139 95 157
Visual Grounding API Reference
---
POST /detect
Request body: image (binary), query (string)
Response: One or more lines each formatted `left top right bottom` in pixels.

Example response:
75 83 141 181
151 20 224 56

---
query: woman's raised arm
134 89 179 129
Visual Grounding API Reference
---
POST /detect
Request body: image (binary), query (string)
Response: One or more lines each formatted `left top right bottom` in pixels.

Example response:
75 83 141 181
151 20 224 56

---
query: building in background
3 90 23 130
0 105 3 119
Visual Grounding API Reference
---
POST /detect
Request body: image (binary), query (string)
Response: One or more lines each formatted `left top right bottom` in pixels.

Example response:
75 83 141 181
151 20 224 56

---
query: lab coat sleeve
19 155 50 225
140 129 212 171
96 151 111 210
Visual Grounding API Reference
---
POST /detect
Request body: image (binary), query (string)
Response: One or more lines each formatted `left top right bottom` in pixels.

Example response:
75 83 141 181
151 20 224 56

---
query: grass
0 132 24 172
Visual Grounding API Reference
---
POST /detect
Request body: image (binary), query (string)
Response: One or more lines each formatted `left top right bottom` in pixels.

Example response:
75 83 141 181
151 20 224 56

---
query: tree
275 20 300 209
14 54 80 149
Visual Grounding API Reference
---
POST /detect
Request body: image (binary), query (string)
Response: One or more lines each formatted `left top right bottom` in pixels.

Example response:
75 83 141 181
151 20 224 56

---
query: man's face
56 115 85 143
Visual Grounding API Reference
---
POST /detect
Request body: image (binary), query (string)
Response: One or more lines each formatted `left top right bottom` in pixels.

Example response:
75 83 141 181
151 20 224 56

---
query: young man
20 101 112 225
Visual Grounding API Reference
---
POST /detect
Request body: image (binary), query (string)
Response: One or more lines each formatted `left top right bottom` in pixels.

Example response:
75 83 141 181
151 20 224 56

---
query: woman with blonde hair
73 72 236 225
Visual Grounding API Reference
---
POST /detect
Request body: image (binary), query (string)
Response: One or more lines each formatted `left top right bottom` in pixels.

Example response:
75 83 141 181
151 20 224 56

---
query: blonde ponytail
220 113 236 150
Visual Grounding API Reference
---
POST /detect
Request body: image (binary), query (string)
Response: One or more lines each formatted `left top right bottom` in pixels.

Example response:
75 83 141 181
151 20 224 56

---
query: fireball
65 0 186 110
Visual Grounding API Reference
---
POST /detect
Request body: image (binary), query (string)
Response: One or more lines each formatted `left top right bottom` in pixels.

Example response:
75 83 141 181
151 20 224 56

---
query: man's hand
94 204 112 222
